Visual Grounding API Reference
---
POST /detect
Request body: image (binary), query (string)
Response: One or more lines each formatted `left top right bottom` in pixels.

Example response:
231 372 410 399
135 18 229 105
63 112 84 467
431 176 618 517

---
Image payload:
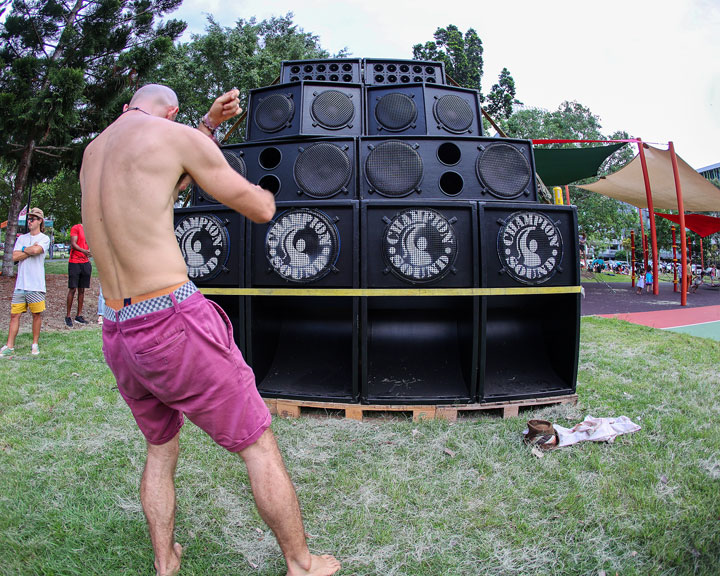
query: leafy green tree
485 67 521 120
0 0 185 276
28 169 82 233
148 13 335 142
412 25 483 93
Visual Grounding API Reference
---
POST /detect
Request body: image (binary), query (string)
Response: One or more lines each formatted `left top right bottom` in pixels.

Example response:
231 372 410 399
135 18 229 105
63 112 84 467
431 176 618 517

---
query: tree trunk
2 139 36 277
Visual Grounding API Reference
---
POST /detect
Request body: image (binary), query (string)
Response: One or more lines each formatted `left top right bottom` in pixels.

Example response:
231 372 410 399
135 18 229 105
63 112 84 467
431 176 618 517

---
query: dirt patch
0 273 102 334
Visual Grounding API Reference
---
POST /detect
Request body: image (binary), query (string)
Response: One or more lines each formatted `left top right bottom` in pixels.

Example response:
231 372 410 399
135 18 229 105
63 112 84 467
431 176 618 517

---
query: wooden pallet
264 394 578 422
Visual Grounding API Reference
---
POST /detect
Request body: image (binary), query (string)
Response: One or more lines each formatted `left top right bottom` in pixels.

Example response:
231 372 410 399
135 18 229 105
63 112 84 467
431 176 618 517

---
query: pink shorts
102 286 271 451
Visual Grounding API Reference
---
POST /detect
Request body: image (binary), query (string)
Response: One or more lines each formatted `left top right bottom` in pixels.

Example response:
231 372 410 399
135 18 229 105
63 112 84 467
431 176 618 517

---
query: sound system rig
174 58 580 406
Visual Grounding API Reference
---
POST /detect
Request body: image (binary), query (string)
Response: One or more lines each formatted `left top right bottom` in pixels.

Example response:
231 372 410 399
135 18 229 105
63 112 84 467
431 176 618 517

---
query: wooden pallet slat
263 394 578 422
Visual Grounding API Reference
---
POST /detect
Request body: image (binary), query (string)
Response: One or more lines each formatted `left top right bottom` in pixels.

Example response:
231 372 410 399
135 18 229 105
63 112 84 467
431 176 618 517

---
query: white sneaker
0 345 14 358
31 343 39 356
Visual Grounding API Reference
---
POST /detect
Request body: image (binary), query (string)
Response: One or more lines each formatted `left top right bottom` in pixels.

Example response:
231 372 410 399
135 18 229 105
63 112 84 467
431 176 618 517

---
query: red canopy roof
654 213 720 238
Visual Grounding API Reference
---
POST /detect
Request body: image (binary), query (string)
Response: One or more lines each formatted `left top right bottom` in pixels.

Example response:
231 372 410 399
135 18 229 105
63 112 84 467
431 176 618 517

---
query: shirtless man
80 84 340 576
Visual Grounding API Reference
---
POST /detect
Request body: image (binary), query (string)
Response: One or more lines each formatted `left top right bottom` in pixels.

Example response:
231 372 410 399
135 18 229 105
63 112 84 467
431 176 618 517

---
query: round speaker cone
310 89 355 129
265 208 340 283
382 208 458 284
374 93 418 132
497 211 563 285
476 143 531 199
196 150 246 203
294 142 352 199
175 213 230 282
254 93 294 133
433 94 474 133
365 140 423 197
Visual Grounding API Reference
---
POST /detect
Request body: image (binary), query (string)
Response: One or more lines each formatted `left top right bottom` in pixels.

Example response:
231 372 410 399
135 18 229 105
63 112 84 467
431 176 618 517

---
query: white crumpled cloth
554 415 641 447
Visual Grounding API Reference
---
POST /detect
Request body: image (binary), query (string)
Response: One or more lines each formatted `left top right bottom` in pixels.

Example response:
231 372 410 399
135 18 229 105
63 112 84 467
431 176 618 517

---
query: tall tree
485 67 521 120
0 0 185 276
412 25 483 94
149 13 334 140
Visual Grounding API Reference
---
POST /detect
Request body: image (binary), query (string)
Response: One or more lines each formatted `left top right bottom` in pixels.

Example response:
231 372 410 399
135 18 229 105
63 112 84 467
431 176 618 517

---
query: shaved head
130 84 178 107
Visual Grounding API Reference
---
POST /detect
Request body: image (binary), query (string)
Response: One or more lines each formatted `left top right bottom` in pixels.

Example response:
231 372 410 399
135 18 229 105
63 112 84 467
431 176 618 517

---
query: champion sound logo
174 214 230 281
498 211 562 285
265 208 340 283
383 208 458 283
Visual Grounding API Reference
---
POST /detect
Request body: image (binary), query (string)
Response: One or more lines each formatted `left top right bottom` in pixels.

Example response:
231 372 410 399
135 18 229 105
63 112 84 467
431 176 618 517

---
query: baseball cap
28 207 44 220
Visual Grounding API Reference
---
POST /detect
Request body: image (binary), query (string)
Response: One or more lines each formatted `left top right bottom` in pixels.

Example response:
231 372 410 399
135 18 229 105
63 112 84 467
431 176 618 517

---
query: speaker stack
176 58 580 406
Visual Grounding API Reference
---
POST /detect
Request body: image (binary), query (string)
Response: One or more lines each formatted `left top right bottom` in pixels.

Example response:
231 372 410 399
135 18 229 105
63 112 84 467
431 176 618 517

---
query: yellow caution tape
199 286 583 297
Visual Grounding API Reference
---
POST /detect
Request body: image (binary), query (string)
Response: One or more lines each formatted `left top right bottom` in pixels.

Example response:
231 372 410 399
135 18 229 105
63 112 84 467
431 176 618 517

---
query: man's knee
237 428 279 462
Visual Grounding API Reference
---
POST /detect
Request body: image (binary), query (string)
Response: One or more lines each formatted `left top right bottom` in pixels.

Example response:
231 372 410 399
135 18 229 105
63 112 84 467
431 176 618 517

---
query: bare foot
287 553 341 576
155 542 182 576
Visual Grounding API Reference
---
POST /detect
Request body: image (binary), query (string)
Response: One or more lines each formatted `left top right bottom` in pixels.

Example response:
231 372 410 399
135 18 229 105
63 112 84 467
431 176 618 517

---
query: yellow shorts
11 290 46 314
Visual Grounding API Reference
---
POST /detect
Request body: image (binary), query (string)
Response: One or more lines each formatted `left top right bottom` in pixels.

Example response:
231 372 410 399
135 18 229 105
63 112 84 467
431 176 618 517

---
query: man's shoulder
70 223 82 234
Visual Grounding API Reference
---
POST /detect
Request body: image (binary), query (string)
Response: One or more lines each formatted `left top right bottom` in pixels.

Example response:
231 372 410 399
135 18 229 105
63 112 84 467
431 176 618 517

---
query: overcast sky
171 0 719 170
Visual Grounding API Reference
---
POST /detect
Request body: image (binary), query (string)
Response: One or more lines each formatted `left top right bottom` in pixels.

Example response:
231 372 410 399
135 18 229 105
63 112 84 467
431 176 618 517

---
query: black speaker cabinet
361 296 477 404
479 203 579 288
222 138 358 202
246 82 362 142
365 84 483 137
361 201 478 288
247 200 358 288
281 59 362 83
479 293 579 401
191 147 248 206
364 59 446 85
247 296 359 402
173 206 244 287
359 136 538 201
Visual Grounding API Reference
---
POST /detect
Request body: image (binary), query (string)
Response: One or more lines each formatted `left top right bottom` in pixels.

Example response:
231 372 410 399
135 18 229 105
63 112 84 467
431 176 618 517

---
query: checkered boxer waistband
103 282 198 323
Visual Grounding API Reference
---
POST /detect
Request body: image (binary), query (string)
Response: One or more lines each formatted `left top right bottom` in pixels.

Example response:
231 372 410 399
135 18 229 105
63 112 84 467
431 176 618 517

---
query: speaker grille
382 208 458 284
374 93 418 132
294 142 352 199
265 208 341 283
365 141 423 197
174 213 230 282
310 89 355 129
433 94 474 133
255 93 295 133
497 211 563 285
196 150 247 203
476 143 531 199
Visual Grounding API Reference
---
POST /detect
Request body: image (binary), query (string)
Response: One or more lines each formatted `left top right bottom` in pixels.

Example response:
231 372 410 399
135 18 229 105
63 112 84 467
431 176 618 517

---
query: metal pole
631 230 636 288
669 142 687 306
672 225 678 292
637 139 660 295
638 208 647 271
700 237 705 271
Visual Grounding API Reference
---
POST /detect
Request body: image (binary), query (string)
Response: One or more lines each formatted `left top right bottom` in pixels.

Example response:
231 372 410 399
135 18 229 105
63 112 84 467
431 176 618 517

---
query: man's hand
206 89 241 129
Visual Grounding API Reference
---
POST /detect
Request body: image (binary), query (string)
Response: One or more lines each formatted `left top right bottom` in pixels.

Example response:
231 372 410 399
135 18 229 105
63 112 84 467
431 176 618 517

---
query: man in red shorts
80 84 340 576
65 222 92 327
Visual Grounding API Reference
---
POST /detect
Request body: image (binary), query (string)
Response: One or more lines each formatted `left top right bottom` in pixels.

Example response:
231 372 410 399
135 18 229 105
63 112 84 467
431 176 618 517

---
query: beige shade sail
578 144 720 211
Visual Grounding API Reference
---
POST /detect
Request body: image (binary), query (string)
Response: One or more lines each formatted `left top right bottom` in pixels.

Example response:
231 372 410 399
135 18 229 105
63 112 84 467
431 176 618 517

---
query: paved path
581 279 720 341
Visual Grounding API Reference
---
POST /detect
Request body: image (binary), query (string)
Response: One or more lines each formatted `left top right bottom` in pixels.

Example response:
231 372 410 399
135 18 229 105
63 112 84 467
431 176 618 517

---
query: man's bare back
80 85 340 576
80 85 275 302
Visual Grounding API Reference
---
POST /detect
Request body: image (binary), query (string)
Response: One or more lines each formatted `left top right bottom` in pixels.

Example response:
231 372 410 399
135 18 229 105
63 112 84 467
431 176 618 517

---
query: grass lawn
0 318 718 575
44 258 99 276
